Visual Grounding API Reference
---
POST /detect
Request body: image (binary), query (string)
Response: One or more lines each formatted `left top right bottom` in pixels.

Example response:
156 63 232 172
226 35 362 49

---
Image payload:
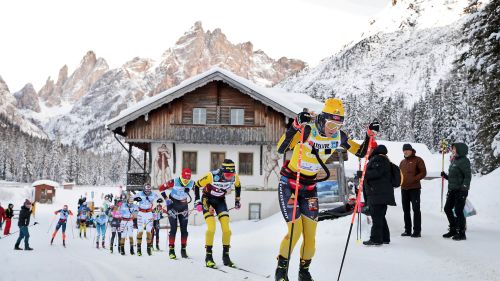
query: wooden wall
124 81 289 145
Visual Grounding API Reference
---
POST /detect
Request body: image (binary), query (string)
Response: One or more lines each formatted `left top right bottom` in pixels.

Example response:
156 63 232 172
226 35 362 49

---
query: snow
31 180 60 188
1 166 499 281
344 140 451 177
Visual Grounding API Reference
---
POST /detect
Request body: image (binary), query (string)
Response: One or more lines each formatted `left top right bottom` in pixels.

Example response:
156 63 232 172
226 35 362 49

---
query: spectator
15 199 33 250
399 143 427 237
441 143 471 241
0 202 5 230
363 145 396 246
4 203 14 235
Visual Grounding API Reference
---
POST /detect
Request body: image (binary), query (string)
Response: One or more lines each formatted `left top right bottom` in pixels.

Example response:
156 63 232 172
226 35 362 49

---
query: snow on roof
106 67 322 131
32 180 60 188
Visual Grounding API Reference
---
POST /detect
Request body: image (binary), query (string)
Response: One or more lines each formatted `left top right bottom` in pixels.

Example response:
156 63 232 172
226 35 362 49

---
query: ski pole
46 214 57 234
285 125 306 275
440 139 447 212
337 133 376 281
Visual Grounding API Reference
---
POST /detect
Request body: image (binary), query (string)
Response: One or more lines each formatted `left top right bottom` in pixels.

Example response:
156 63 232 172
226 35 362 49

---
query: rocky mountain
13 21 305 150
14 83 40 112
0 76 45 137
278 0 470 103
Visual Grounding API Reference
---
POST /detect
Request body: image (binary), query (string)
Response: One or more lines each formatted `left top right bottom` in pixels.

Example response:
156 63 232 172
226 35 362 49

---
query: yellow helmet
322 98 345 117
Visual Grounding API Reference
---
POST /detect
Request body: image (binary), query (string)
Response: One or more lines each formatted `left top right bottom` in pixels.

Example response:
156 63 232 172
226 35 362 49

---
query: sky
0 0 389 92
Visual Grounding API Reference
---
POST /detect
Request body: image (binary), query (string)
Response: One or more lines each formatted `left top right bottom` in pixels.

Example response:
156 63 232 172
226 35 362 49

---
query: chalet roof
32 180 59 188
106 67 322 132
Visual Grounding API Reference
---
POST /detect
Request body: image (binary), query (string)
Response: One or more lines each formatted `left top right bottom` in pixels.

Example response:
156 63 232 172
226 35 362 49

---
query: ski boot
79 233 82 238
181 246 188 258
14 244 22 250
205 246 216 268
25 246 33 251
298 259 314 281
156 243 160 251
63 240 66 247
131 245 136 256
120 245 125 256
84 233 87 239
102 241 105 249
147 244 153 256
110 245 114 254
169 246 176 259
275 256 289 281
51 237 54 245
442 228 457 238
452 230 466 241
96 241 99 249
222 245 235 267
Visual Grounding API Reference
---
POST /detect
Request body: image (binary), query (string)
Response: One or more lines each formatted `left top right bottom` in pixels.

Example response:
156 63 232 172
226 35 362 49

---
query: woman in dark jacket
363 145 396 246
441 143 471 241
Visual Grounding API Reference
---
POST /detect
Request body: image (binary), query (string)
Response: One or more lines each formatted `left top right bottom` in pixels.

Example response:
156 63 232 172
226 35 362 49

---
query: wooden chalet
106 67 322 190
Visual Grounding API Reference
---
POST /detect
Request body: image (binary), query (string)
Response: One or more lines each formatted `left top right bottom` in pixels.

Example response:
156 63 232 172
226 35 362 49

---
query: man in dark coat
441 143 471 241
399 143 427 237
363 145 396 246
15 199 33 250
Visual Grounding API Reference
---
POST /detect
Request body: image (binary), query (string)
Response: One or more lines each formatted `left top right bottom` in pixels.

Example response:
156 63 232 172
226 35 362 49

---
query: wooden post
172 142 177 174
260 145 263 176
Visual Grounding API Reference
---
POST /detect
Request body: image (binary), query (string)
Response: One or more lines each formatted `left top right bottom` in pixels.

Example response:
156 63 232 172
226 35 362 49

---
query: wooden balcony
169 124 267 145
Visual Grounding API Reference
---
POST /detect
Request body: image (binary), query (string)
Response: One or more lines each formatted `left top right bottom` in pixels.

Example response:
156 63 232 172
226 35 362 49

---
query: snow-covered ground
1 169 499 281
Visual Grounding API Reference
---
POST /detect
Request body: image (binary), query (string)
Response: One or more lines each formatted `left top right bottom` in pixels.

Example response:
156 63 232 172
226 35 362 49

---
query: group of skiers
4 97 473 281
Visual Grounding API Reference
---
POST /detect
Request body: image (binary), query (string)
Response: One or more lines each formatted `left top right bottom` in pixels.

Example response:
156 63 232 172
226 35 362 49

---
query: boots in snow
169 246 176 259
298 259 314 281
205 246 216 268
275 255 289 281
222 245 235 267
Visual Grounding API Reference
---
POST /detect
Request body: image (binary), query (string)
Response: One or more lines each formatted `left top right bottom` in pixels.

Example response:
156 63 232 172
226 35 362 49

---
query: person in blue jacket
95 211 108 249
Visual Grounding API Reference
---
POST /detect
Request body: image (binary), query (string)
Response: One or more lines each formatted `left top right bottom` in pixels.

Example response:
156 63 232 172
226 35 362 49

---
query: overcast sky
0 0 389 92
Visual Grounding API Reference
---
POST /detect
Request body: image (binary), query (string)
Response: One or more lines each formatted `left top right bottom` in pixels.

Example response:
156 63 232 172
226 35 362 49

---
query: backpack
389 161 403 188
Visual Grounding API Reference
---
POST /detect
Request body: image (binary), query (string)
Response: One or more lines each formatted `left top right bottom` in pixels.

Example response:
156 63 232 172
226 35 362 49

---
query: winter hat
221 159 236 173
181 168 192 180
371 145 388 156
402 144 413 151
322 98 345 118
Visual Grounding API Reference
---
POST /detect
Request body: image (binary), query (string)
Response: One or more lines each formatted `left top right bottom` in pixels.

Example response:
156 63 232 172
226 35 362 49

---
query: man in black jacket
363 145 396 246
15 199 33 250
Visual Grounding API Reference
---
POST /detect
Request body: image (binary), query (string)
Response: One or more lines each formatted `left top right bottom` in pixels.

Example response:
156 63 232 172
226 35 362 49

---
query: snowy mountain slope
278 0 471 104
1 168 499 281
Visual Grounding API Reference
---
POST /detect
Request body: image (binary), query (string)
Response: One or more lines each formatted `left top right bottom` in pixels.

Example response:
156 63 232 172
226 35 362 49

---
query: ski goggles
325 119 343 131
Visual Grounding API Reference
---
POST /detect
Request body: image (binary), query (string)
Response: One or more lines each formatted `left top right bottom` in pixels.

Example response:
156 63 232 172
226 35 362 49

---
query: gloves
165 199 173 206
184 188 190 193
134 197 142 202
441 172 448 180
235 199 241 210
195 200 203 212
157 198 164 203
293 111 312 129
368 120 380 132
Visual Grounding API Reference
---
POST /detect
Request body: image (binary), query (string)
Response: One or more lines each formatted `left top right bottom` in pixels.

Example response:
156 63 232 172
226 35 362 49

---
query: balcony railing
169 124 267 145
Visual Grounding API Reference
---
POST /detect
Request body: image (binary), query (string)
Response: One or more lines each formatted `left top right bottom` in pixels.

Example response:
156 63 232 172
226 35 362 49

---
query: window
210 152 226 171
193 108 207 124
182 151 197 174
249 203 261 220
230 109 244 125
239 153 253 175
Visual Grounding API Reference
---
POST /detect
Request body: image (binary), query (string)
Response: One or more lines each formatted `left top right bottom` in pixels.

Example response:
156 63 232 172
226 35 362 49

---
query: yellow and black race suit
194 170 241 247
276 123 369 260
